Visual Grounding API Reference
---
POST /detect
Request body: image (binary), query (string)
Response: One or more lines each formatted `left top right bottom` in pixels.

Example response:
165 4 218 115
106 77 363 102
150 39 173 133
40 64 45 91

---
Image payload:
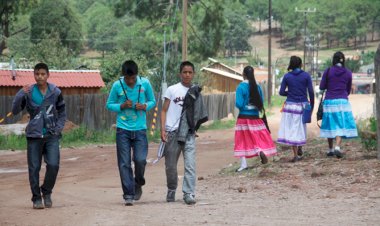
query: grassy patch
0 135 27 150
267 95 286 109
60 126 116 147
357 117 377 151
199 119 236 131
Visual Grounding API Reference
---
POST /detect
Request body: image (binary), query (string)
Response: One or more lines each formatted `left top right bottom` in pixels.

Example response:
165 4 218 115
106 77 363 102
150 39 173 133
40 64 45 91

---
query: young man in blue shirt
106 60 156 206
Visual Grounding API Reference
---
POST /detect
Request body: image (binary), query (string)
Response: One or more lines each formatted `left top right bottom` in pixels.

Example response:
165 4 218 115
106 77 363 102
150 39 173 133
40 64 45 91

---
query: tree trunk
375 43 380 159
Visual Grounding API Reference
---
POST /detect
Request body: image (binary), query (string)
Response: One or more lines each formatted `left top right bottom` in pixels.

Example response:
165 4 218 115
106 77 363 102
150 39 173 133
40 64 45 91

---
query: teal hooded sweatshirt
106 76 156 131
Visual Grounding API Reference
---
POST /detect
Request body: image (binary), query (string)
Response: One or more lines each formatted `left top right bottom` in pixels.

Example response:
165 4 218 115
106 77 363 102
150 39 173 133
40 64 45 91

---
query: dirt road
0 94 379 226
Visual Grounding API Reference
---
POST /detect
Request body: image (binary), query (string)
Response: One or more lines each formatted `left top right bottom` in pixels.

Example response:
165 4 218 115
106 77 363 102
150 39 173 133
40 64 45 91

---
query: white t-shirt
164 82 189 131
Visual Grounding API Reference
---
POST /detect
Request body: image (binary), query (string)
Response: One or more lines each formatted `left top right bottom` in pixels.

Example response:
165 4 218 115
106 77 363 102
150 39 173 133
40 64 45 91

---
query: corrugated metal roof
0 69 105 88
201 67 243 81
201 67 268 83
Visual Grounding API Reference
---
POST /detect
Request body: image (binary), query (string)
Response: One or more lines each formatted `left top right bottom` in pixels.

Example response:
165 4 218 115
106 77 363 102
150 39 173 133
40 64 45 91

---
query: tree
223 10 252 57
187 0 226 60
28 32 75 69
375 43 380 159
85 3 121 56
30 0 83 54
0 0 37 55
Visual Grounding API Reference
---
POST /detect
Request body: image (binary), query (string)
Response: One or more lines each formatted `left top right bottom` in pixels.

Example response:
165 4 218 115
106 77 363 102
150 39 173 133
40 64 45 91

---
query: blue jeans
27 135 60 202
164 132 196 195
116 128 148 200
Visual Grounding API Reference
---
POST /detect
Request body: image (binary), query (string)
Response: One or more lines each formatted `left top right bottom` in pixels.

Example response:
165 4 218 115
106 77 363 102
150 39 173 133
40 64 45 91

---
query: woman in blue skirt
319 51 358 158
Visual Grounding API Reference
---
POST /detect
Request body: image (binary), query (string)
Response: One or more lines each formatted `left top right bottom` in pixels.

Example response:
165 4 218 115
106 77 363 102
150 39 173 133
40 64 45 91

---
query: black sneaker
183 193 196 205
166 189 176 202
326 151 335 157
259 151 268 164
124 198 134 206
33 199 44 209
134 185 142 201
290 156 302 163
334 150 343 158
43 194 52 208
297 146 303 156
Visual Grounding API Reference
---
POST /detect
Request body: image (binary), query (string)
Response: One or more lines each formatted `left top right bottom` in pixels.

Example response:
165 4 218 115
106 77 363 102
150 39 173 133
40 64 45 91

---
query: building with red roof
0 69 105 96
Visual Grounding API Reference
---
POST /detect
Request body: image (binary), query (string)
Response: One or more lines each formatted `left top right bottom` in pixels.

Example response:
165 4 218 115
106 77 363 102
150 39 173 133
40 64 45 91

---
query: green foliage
223 9 253 56
61 126 116 147
30 0 83 54
269 95 286 108
345 58 361 72
361 51 376 65
199 119 236 131
188 0 226 60
84 2 122 54
0 0 37 54
28 32 75 70
99 50 150 86
358 117 377 151
0 126 165 150
0 134 27 150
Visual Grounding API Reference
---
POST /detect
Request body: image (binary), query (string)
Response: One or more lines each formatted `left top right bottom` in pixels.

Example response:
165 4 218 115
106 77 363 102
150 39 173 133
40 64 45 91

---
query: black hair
122 60 138 76
34 62 49 74
179 61 195 73
287 56 302 71
332 51 345 66
243 66 263 112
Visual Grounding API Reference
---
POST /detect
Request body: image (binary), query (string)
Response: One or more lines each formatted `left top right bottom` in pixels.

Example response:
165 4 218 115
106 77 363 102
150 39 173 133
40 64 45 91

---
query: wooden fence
0 92 239 130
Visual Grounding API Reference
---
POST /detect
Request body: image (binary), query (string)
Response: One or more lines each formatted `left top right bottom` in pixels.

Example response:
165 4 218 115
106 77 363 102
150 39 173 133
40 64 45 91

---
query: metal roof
0 69 105 88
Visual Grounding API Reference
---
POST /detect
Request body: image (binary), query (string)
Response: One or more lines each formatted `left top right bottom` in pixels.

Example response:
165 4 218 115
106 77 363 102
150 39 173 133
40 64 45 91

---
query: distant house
0 69 105 96
201 58 268 93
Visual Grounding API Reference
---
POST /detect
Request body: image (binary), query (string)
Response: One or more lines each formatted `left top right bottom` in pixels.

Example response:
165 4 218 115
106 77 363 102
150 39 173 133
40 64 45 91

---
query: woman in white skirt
319 51 358 158
277 56 315 162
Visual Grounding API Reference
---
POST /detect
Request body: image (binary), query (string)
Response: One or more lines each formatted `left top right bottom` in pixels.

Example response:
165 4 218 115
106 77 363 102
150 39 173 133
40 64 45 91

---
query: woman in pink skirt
234 66 277 172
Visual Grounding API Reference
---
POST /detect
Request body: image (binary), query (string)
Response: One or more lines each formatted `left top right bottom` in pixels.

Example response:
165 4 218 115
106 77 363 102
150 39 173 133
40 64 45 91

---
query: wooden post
375 43 380 159
182 0 188 61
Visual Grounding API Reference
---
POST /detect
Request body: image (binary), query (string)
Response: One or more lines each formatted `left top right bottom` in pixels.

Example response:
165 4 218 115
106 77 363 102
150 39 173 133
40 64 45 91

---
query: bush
358 117 377 151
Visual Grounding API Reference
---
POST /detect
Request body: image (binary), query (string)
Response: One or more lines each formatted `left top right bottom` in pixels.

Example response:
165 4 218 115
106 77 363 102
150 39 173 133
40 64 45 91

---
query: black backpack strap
119 79 128 100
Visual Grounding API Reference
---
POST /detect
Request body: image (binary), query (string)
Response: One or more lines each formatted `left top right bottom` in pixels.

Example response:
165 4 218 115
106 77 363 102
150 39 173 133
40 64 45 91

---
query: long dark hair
243 66 263 112
332 51 345 66
287 56 302 71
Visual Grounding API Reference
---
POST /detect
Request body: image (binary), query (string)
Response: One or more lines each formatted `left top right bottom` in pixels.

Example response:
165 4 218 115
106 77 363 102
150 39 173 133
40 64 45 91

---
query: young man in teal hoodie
12 62 66 209
106 60 156 206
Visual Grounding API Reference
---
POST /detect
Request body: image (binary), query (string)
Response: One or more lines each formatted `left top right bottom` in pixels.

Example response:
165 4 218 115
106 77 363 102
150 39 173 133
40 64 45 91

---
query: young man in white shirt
160 61 207 205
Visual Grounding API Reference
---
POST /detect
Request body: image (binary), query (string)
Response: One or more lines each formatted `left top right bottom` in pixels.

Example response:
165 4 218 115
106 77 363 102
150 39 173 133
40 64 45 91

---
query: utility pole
295 7 316 72
182 0 188 61
268 0 272 106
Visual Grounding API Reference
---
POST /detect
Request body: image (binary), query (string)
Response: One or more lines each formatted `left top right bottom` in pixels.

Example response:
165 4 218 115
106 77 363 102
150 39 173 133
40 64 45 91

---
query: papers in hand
152 141 166 164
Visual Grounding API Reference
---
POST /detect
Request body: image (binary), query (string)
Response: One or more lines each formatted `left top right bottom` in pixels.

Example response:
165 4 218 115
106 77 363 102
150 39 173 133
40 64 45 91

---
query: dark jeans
116 128 148 200
27 135 60 202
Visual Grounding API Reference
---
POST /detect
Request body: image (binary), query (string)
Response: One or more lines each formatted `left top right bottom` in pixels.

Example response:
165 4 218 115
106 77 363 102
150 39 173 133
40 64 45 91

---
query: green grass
199 119 236 131
268 95 286 108
0 134 27 150
60 126 116 147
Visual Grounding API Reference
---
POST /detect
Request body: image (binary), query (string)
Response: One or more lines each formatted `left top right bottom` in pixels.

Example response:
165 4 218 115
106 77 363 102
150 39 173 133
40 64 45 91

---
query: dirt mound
16 114 30 123
63 120 79 132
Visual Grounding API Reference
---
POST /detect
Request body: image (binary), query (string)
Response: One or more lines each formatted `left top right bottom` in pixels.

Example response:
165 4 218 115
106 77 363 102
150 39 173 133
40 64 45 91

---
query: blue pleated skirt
320 99 358 138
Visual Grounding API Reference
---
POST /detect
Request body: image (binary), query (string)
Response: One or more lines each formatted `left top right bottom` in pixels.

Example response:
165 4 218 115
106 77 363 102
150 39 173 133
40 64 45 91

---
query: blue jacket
235 81 264 116
12 83 66 138
106 76 156 131
279 69 315 107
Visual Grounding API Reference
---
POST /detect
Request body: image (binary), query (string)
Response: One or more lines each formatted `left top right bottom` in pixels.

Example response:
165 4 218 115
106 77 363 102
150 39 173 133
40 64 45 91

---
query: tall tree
30 0 83 54
375 43 380 159
0 0 37 55
85 2 121 56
